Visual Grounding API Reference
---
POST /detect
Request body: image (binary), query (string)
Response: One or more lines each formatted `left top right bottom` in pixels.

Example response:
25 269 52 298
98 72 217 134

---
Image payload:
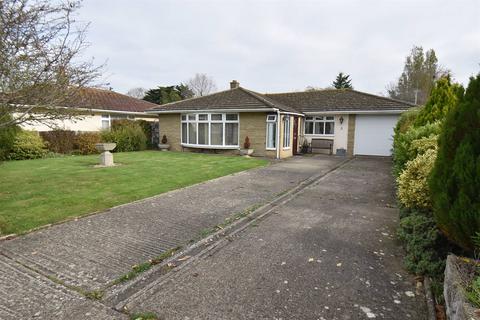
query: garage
354 114 400 156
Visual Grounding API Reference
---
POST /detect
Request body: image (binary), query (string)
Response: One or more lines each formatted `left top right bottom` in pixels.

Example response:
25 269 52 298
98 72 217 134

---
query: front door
293 116 299 155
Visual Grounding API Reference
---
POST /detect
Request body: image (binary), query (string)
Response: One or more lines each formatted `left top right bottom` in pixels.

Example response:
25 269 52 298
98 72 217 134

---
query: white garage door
354 114 399 156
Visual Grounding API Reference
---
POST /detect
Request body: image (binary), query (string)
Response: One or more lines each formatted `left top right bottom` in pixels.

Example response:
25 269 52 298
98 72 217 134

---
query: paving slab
0 254 126 320
0 155 343 318
127 158 427 319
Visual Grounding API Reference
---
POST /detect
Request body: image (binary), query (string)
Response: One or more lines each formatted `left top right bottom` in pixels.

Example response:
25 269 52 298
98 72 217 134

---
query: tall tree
143 85 193 105
186 73 217 97
429 74 480 251
388 46 447 105
0 0 102 129
332 72 353 89
415 76 464 126
125 87 146 99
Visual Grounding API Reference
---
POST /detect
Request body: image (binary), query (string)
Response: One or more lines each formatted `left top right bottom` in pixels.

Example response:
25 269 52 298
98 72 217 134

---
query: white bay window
181 113 239 148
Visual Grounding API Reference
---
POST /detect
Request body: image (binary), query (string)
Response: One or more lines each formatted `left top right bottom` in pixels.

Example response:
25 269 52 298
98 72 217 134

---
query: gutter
146 108 277 114
303 109 408 115
12 104 154 116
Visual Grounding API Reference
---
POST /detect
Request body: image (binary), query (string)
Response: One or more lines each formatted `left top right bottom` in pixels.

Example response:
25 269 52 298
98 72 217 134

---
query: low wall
444 255 480 320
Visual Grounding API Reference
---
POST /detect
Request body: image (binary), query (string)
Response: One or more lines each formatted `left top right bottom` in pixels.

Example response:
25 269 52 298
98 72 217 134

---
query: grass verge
0 151 267 235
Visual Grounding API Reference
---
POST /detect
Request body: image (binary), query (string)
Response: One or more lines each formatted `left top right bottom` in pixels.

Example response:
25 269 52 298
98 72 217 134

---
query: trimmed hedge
74 132 101 155
40 130 76 154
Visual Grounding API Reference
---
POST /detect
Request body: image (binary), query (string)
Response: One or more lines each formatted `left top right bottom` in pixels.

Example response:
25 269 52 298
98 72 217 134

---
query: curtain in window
267 122 276 149
225 123 238 145
198 123 208 145
188 123 197 144
182 123 187 143
210 123 223 145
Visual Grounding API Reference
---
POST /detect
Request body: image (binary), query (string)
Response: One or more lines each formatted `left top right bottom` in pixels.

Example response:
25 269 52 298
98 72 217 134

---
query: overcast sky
78 0 480 95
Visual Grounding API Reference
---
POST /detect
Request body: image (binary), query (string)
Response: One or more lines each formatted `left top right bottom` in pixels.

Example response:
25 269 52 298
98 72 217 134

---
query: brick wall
158 114 182 151
347 114 356 156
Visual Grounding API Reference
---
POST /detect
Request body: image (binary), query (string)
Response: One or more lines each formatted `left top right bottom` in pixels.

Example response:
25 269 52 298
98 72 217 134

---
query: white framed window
181 113 239 148
102 114 135 130
305 116 335 135
283 116 290 149
266 114 277 150
101 115 110 129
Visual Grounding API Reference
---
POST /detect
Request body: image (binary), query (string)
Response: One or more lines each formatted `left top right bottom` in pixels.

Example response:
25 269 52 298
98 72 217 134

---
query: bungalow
20 87 159 132
147 81 414 158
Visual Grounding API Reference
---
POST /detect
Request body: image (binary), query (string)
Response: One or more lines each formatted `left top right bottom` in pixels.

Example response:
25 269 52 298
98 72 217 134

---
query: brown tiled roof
148 87 414 114
265 89 415 113
64 87 159 113
149 87 299 113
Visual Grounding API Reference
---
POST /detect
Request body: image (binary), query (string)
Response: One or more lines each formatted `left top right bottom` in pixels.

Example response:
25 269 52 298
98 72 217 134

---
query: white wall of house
17 112 157 132
302 115 348 154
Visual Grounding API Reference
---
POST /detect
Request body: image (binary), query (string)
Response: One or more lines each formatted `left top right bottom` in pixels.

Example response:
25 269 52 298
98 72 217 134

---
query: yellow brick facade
347 114 356 156
158 114 182 151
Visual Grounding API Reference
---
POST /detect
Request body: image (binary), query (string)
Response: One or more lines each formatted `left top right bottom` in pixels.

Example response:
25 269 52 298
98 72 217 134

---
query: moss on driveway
0 151 268 235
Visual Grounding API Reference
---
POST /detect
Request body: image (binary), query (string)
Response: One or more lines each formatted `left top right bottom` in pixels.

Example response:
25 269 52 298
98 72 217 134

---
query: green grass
110 246 181 286
0 151 268 235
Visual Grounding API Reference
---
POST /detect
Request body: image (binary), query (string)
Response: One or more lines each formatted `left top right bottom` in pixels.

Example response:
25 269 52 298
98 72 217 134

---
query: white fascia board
147 108 277 114
303 109 407 115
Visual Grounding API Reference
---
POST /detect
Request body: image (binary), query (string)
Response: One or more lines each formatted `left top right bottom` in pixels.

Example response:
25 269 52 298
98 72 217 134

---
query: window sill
265 147 276 151
304 134 335 137
181 143 239 150
283 147 291 150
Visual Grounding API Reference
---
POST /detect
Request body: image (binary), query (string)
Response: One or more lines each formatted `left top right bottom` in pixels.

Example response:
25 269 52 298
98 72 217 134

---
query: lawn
0 151 268 235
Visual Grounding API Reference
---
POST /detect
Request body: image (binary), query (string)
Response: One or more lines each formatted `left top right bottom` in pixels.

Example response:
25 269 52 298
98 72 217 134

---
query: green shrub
397 148 437 210
0 119 20 161
75 132 101 155
410 135 438 155
430 74 480 251
394 107 421 137
40 130 76 154
392 121 441 176
136 120 154 147
415 77 464 127
8 130 48 160
397 210 446 277
102 120 147 152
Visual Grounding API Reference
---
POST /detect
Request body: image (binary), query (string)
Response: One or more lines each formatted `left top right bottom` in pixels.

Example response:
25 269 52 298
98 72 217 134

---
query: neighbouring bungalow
147 80 414 159
19 87 159 132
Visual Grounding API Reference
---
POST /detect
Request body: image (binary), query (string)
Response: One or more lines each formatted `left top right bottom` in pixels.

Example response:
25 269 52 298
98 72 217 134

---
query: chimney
230 80 239 89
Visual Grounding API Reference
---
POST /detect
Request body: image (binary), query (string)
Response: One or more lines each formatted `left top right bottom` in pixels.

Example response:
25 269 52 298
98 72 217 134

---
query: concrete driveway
123 158 427 319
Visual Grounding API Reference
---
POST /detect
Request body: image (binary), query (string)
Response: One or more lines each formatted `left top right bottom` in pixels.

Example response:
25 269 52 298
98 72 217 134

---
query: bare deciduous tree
0 0 102 129
126 87 146 99
186 73 217 97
